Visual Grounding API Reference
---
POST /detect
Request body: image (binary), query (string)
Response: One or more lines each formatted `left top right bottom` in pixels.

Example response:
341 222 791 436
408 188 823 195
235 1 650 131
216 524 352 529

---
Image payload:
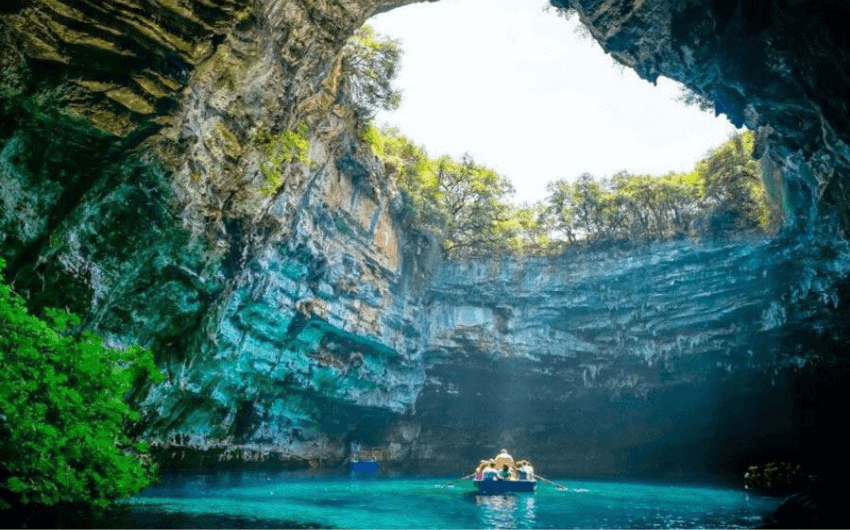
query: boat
471 449 538 494
349 460 378 474
348 445 382 474
474 479 537 494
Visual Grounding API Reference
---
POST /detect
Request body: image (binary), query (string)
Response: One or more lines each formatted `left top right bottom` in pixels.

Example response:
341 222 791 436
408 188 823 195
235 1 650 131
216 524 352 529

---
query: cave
1 0 849 524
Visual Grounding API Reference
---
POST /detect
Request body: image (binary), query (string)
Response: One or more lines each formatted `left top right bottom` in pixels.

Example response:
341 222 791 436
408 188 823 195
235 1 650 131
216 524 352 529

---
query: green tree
697 131 775 235
364 126 520 256
610 171 702 240
545 178 579 243
501 203 556 254
366 125 444 227
0 258 162 514
571 173 612 239
339 25 402 118
544 132 773 245
433 154 516 256
252 121 310 195
546 174 615 243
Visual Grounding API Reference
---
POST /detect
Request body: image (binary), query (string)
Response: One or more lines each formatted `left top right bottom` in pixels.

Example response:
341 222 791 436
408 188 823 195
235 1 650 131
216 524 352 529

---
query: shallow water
96 472 782 528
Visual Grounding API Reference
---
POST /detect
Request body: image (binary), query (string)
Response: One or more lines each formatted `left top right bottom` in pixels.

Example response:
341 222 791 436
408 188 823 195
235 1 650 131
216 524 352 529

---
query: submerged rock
744 462 811 496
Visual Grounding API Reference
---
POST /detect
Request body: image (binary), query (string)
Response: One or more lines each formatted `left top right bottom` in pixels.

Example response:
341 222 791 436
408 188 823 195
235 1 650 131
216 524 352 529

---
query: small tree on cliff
339 25 402 118
0 258 162 515
696 132 774 235
434 154 517 256
362 127 521 256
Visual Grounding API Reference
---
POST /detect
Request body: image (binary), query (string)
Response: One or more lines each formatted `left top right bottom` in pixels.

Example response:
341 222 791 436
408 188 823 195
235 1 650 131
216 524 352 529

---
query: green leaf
0 259 159 510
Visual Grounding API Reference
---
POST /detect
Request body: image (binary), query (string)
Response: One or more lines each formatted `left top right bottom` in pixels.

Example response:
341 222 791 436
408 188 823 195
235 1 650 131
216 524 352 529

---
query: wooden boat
348 446 382 474
474 479 537 494
472 450 538 493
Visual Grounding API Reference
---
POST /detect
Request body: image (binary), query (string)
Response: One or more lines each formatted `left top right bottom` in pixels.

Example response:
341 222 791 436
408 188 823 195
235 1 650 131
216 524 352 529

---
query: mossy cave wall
1 0 849 480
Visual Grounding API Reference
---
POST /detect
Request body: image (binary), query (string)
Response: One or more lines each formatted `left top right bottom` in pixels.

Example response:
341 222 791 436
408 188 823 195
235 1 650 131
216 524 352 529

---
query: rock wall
401 237 850 478
2 0 850 479
0 0 438 468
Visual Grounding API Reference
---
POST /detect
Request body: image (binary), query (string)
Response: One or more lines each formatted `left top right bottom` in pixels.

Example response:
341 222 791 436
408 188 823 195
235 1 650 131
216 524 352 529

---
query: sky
367 0 740 205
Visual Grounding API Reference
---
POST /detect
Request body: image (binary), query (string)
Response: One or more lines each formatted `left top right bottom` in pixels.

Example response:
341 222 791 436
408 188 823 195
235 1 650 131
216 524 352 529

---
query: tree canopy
0 258 162 514
697 131 774 235
338 25 402 118
363 126 777 257
363 126 543 256
342 26 776 255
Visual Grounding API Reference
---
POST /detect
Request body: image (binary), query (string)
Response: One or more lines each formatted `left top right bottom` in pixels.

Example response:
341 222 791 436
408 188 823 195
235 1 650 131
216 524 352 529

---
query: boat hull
474 480 537 494
350 461 378 474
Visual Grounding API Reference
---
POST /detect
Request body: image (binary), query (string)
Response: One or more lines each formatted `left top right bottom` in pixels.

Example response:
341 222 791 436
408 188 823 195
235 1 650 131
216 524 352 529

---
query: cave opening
353 0 850 493
1 0 850 524
365 0 739 205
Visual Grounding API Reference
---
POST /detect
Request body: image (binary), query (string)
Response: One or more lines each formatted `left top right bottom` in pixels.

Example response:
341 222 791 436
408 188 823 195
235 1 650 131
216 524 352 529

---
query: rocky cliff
410 236 849 478
2 0 849 480
1 0 438 467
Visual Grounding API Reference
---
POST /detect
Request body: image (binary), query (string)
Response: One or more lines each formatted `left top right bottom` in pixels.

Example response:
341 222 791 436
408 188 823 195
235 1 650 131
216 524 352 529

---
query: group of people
475 449 535 482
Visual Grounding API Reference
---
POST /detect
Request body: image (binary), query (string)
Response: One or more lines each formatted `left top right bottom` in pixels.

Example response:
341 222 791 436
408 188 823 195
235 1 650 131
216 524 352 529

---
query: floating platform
474 480 537 494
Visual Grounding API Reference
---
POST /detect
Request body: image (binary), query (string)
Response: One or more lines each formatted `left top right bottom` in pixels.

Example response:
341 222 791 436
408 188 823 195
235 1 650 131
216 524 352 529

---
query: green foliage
364 128 773 255
339 25 402 118
360 124 384 157
0 258 162 511
432 154 516 255
253 122 310 195
361 103 774 254
366 126 521 256
544 132 776 244
498 203 558 255
696 131 779 235
365 125 440 223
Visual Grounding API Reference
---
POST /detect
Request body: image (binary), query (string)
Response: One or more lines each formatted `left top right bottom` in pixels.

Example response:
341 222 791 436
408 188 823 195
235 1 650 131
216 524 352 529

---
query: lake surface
90 472 783 528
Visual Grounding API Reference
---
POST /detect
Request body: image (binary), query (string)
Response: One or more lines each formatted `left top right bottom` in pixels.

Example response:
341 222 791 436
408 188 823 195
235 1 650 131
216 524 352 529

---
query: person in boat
516 460 529 480
475 460 489 480
493 449 514 471
482 461 500 481
499 464 516 481
521 460 535 481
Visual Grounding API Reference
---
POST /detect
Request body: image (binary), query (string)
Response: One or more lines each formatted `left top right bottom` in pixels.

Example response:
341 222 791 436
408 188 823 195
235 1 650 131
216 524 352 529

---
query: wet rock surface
402 237 850 477
1 0 849 486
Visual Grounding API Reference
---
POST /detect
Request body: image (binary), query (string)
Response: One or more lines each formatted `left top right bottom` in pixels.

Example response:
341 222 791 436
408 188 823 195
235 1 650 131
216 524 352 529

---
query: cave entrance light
366 0 738 205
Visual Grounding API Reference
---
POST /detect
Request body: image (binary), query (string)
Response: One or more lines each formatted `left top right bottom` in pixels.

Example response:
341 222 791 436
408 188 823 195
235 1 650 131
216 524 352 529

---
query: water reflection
122 474 781 529
475 494 536 528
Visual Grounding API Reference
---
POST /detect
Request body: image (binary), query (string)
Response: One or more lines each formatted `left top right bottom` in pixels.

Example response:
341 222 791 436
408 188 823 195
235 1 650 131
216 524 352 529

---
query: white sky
367 0 740 205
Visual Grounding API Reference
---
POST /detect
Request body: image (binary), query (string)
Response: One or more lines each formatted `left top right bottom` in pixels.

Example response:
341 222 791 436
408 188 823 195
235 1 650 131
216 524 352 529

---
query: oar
535 474 568 490
441 473 476 487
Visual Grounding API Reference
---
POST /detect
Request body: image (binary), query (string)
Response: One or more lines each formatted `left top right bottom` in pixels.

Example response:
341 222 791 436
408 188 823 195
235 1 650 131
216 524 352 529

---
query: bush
253 121 310 195
0 258 162 512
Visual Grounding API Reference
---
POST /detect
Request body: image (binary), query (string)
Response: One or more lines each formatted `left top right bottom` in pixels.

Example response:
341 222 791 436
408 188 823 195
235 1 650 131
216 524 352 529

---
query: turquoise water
102 472 781 528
